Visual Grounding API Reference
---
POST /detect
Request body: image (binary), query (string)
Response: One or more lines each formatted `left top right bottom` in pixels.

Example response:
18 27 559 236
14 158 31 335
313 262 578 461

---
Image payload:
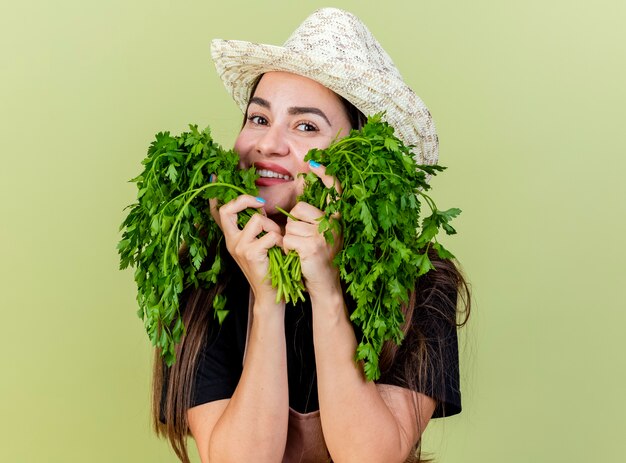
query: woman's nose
255 124 289 157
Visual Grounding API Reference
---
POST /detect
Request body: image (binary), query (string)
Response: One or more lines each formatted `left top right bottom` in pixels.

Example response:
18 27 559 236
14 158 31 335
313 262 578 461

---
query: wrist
305 266 341 299
252 294 286 319
310 284 347 324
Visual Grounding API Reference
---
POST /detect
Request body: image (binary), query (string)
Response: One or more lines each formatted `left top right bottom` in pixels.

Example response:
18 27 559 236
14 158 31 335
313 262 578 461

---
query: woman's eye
248 115 268 125
296 122 318 132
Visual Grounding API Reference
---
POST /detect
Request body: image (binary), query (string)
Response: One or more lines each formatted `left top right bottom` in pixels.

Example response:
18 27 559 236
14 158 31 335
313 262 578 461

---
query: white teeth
257 169 293 180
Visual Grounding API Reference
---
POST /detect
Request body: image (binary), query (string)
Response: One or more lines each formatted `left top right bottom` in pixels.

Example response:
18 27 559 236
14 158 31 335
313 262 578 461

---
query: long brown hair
152 241 233 461
152 77 471 463
380 249 470 462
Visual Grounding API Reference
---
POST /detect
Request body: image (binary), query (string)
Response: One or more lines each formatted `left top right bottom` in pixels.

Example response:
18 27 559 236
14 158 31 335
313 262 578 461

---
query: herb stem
275 206 299 221
189 158 212 188
340 148 366 187
162 182 250 270
416 189 437 212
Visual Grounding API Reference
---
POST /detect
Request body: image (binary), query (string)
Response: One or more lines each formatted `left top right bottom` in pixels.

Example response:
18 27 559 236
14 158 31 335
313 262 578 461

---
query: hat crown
283 8 401 78
210 8 438 165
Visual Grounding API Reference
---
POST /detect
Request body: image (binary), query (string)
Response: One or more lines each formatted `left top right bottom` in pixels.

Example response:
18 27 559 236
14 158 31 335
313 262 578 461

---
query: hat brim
211 39 438 165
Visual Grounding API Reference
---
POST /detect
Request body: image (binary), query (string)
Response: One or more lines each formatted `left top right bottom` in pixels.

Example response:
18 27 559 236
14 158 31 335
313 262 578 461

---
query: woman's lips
254 162 293 176
254 162 294 186
256 177 291 187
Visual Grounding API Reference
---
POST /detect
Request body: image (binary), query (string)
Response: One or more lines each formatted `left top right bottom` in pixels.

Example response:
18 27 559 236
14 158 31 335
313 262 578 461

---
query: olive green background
1 0 624 461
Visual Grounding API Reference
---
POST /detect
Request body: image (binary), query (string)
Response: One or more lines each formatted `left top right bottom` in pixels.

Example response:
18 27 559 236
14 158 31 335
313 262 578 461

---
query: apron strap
242 289 254 366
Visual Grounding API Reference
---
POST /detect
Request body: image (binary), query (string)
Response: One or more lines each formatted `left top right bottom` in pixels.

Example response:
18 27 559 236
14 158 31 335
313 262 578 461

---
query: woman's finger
209 196 220 226
308 160 342 194
255 230 284 251
284 218 317 238
288 201 324 224
238 212 282 244
234 229 283 264
218 195 267 236
208 175 222 228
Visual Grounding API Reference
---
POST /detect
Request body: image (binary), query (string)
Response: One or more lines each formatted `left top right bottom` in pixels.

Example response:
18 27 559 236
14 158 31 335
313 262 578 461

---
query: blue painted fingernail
255 197 266 203
309 160 322 168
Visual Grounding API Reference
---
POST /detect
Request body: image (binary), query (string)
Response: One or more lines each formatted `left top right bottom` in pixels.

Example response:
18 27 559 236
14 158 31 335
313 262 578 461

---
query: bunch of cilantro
119 116 460 380
118 125 303 365
300 114 460 380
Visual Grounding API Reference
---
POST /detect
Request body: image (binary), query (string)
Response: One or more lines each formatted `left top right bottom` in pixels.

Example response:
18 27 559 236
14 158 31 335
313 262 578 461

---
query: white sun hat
210 7 438 165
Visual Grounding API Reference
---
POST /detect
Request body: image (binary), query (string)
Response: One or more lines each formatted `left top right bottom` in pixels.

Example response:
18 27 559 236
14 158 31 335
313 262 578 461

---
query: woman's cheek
295 175 305 193
234 145 249 167
233 134 251 166
290 176 307 201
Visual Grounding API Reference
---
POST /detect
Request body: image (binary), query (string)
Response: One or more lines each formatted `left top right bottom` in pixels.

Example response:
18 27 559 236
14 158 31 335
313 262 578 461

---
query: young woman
154 8 470 463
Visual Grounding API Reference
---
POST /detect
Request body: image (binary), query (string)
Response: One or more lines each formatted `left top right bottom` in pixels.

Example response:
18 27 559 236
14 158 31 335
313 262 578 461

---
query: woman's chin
259 196 295 224
257 182 301 210
265 199 294 216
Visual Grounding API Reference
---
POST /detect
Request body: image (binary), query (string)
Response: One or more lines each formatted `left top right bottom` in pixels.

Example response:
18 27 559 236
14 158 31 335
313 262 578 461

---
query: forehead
251 71 343 109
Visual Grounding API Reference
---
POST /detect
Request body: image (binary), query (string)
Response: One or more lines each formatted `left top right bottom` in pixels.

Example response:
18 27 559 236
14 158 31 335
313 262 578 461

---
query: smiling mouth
256 169 294 181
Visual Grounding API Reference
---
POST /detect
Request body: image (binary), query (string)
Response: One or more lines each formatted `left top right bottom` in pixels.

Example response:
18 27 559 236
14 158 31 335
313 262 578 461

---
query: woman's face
234 71 352 215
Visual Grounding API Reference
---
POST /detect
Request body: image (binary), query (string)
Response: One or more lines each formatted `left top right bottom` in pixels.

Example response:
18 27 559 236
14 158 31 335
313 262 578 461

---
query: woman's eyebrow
288 106 331 126
249 97 332 127
249 96 271 108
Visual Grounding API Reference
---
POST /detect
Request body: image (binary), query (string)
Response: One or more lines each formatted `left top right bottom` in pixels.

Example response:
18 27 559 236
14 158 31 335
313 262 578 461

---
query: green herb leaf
119 116 461 379
301 114 461 380
118 125 261 365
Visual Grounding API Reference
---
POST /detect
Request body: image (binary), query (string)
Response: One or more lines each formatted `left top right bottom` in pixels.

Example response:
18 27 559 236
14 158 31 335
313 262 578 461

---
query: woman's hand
283 162 342 298
209 194 284 307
